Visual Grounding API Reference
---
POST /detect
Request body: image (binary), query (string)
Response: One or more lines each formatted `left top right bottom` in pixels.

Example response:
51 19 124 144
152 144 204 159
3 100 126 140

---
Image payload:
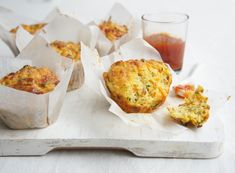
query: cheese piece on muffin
103 59 172 113
0 65 59 94
10 23 47 35
168 85 210 127
99 18 128 41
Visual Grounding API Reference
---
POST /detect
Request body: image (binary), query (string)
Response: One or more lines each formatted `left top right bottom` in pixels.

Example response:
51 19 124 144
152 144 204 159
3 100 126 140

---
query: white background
0 0 235 172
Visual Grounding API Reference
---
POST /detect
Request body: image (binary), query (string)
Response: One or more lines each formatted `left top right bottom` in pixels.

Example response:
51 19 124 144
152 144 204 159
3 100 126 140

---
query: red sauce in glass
144 33 185 70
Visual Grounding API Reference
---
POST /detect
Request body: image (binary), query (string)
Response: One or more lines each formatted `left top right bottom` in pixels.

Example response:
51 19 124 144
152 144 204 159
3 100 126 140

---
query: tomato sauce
144 33 185 70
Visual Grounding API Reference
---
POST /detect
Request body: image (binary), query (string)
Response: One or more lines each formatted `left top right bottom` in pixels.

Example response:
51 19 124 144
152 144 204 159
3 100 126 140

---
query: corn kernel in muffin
0 65 59 94
103 59 172 113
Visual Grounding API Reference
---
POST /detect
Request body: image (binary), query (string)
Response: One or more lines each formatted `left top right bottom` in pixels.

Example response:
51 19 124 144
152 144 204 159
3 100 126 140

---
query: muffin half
168 85 210 127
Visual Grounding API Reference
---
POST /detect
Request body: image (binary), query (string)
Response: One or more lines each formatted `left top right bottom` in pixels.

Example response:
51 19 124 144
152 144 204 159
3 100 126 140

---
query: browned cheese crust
0 65 59 94
99 18 128 41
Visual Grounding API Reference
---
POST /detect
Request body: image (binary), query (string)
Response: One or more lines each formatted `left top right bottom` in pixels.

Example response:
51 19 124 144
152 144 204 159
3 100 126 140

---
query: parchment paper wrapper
0 25 19 56
82 38 229 134
0 6 61 54
0 38 14 57
39 13 92 91
0 35 73 129
89 3 139 56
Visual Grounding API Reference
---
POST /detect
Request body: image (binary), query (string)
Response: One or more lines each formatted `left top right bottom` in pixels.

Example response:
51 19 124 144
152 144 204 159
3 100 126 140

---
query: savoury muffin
168 85 210 127
50 40 84 91
99 18 128 41
0 65 59 94
10 23 47 35
103 59 172 113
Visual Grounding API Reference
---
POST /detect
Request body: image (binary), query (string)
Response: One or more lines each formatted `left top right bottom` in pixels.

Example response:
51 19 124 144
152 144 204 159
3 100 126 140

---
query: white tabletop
0 0 235 172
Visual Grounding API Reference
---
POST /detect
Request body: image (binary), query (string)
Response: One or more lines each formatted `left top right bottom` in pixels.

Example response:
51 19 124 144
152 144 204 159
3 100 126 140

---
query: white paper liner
0 6 36 30
0 6 61 54
90 3 139 56
0 38 14 57
0 35 73 129
82 38 229 133
39 14 92 91
0 25 19 56
40 13 92 47
15 25 33 51
15 8 63 52
0 6 37 55
66 61 84 91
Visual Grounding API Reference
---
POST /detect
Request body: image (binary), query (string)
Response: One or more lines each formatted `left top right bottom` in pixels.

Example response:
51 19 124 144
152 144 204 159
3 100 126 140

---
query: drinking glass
142 12 189 71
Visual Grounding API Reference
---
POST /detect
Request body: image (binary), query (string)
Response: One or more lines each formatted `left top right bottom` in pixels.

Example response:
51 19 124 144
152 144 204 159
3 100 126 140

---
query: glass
142 12 189 71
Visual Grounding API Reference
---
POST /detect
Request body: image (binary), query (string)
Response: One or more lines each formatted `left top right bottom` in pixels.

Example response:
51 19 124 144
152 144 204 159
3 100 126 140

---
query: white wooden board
0 86 224 158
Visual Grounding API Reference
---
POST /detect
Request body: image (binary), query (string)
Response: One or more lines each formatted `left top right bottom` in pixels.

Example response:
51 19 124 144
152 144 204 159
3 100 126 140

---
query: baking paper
90 3 139 56
40 13 91 47
0 35 73 129
0 38 14 57
0 25 19 56
0 6 61 53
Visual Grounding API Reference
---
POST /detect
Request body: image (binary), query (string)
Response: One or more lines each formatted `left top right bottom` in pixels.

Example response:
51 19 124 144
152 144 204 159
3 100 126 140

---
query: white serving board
0 86 224 158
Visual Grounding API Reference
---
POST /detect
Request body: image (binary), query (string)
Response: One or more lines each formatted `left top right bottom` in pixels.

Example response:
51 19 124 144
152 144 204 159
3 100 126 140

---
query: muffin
103 59 172 113
10 23 47 35
99 18 128 41
0 65 59 94
50 40 84 91
168 85 210 127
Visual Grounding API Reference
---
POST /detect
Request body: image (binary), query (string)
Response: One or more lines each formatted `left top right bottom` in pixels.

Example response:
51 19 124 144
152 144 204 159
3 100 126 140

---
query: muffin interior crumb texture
168 85 210 127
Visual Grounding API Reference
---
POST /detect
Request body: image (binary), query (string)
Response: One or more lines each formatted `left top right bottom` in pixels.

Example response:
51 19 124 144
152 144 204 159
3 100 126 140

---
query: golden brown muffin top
168 85 210 127
99 18 128 41
0 65 59 94
10 23 47 35
103 59 172 113
50 41 81 62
